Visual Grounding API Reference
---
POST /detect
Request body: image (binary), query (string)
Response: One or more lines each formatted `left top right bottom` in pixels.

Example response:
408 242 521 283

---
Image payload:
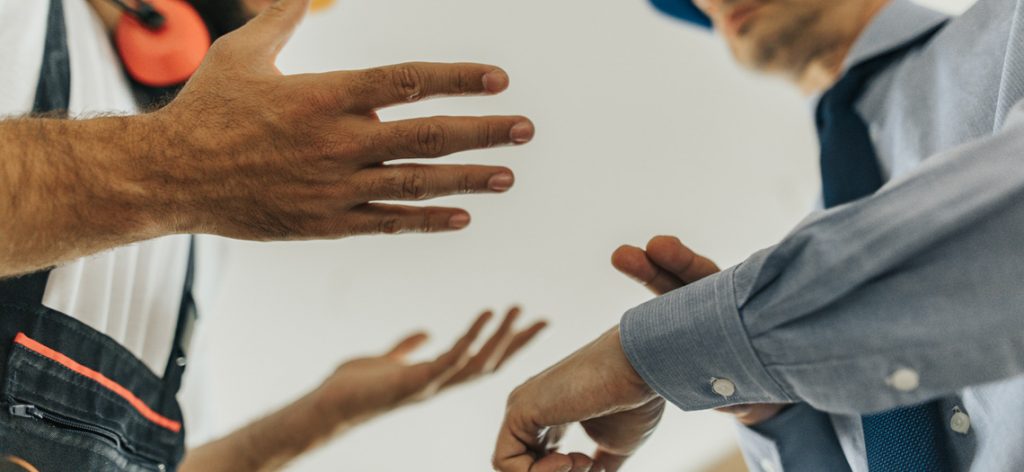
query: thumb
237 0 311 58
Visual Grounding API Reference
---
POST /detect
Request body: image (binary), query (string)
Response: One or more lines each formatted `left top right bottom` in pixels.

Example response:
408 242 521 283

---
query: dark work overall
0 1 196 470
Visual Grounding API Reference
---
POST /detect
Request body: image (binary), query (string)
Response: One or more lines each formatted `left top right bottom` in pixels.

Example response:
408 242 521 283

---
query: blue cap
649 0 712 28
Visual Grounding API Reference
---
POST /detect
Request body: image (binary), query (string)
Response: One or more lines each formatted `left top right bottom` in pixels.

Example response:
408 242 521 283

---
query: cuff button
711 378 737 398
886 368 920 392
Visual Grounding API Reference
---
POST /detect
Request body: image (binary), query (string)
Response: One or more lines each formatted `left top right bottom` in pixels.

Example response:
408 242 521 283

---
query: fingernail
510 121 534 144
449 213 471 229
482 70 509 93
556 466 572 472
488 173 515 192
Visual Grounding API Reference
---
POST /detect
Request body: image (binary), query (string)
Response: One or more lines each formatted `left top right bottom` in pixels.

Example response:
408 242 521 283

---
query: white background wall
183 0 974 470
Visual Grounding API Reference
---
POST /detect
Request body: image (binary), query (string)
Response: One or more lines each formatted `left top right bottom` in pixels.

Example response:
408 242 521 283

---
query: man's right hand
143 0 533 240
611 235 785 426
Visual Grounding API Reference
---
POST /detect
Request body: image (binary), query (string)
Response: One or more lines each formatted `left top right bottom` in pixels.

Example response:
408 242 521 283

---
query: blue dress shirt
620 0 1024 470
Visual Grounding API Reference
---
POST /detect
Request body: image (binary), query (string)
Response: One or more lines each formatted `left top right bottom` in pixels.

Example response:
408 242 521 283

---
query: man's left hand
612 235 785 426
312 307 546 428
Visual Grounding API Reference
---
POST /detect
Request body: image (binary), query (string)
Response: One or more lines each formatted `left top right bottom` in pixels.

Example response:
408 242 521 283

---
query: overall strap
161 238 197 401
0 0 70 303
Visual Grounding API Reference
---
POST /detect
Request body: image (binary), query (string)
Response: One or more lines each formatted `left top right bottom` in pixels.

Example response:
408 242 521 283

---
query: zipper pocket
8 401 166 470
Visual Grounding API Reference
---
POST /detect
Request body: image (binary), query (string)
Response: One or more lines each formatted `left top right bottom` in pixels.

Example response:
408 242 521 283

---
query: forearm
623 100 1024 414
0 115 174 277
179 390 353 472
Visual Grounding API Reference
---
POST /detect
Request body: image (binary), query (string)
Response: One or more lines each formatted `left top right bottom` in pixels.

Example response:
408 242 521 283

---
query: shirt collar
841 0 950 73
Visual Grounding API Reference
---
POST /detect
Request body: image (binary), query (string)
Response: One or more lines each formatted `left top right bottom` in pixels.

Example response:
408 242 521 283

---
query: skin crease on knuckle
459 172 474 195
478 121 498 149
401 169 430 200
393 64 425 102
450 67 473 95
376 217 403 235
416 122 448 157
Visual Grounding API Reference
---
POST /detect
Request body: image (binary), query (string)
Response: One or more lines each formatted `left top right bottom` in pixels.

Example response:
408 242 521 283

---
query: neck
88 0 123 34
795 0 892 94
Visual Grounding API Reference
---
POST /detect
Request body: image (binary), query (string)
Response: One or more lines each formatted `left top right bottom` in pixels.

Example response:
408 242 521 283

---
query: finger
356 164 515 203
568 452 594 472
494 321 548 370
493 414 542 471
444 308 519 386
494 426 574 472
535 453 576 472
592 451 628 472
424 310 493 380
385 332 429 360
235 0 310 57
716 404 786 426
345 203 473 235
470 307 522 370
366 116 534 163
645 236 720 284
610 245 684 295
336 62 512 112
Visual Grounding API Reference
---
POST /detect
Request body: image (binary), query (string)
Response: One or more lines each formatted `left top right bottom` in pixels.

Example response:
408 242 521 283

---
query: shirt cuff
620 265 792 411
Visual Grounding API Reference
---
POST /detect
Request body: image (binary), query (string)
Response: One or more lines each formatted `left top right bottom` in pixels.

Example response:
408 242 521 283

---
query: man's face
693 0 877 79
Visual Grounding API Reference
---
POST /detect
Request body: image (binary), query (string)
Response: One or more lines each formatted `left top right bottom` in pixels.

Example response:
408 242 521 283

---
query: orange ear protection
111 0 211 87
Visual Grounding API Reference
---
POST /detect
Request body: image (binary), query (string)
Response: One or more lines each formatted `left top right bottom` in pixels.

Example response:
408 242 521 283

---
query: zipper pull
9 404 42 419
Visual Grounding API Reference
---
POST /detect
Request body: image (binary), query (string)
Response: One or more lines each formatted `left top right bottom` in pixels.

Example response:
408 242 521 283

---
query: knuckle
401 169 430 200
506 386 524 407
459 173 474 194
416 122 448 157
376 217 403 235
450 69 472 94
266 1 289 17
392 64 425 102
478 121 497 149
419 212 437 233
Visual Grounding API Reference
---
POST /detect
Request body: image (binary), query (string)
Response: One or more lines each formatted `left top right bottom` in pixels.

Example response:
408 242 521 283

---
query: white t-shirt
0 0 189 378
1 0 223 446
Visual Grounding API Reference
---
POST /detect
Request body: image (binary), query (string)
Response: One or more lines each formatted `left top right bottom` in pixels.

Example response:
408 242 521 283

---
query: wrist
73 113 184 238
609 327 659 401
308 381 372 435
124 111 202 235
232 392 338 472
53 115 172 241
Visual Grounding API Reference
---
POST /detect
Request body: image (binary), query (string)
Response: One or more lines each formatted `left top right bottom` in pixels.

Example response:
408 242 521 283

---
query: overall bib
0 1 196 470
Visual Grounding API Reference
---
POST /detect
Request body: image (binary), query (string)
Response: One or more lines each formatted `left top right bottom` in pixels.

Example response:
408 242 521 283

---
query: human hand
312 308 546 428
143 0 534 240
493 327 664 472
611 235 720 294
612 235 784 426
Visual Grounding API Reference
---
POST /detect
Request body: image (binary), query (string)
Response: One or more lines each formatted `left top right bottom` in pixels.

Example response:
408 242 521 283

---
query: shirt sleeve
621 100 1024 415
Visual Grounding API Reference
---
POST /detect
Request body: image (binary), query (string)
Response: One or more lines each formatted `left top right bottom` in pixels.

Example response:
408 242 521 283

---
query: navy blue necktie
816 23 951 472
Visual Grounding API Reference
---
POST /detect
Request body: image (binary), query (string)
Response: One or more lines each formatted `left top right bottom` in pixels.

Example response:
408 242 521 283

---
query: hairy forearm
179 390 351 472
0 115 174 277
